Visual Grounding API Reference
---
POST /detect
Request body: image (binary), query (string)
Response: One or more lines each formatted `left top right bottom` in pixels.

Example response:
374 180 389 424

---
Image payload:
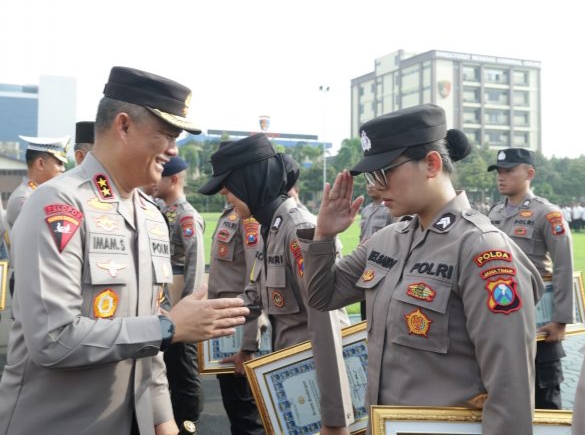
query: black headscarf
224 153 297 229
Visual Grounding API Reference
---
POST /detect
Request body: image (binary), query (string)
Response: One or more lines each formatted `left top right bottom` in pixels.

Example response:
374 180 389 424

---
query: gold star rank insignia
94 173 115 200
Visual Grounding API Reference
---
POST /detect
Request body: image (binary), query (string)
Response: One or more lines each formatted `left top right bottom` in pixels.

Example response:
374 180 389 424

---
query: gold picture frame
537 271 585 341
370 406 572 434
198 322 273 374
244 321 368 435
0 260 8 311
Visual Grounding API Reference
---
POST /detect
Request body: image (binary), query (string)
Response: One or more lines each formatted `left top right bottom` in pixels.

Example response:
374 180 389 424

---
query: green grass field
201 213 585 316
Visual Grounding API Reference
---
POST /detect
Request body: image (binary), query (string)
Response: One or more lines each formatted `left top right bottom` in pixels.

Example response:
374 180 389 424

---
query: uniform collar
504 191 535 209
399 191 471 234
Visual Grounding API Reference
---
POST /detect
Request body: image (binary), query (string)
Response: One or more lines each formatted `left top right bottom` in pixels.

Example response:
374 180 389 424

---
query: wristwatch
158 315 175 352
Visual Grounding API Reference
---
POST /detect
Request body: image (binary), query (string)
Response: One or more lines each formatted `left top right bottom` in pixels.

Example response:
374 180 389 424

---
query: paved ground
1 299 583 434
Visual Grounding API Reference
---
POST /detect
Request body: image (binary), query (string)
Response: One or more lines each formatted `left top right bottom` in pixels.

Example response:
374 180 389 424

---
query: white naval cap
19 135 70 163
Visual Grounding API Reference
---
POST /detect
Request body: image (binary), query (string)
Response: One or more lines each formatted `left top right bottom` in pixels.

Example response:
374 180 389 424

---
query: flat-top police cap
162 155 188 177
19 135 70 163
487 148 535 171
350 104 447 175
103 66 201 135
75 121 95 145
199 133 276 195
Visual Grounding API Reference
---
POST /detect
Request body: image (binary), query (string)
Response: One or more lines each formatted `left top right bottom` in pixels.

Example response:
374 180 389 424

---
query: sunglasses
364 158 415 187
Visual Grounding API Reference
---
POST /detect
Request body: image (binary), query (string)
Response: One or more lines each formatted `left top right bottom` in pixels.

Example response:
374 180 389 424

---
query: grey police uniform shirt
489 193 574 325
161 195 205 298
359 201 392 242
0 153 173 435
241 197 354 427
5 177 37 231
208 206 264 350
299 192 544 435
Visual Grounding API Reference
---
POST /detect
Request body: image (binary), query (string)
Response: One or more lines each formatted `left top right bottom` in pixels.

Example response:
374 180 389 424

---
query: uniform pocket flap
266 264 286 288
88 253 129 285
393 277 451 314
152 257 173 284
215 228 236 243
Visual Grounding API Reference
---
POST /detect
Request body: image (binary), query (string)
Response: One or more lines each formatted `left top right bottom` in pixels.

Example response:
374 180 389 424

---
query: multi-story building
351 49 541 152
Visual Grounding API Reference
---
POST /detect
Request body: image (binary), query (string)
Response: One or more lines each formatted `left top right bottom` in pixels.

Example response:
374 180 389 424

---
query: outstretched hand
167 283 249 344
315 170 364 240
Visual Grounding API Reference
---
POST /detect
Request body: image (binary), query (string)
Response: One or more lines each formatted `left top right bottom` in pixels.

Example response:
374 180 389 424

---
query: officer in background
5 135 68 297
487 148 574 409
6 135 68 230
74 121 95 165
154 155 205 427
0 66 249 435
209 201 265 435
358 183 394 320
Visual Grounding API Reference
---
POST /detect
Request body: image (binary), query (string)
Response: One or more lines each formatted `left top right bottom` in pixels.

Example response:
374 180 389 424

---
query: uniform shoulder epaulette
461 209 497 233
531 196 554 207
288 203 315 228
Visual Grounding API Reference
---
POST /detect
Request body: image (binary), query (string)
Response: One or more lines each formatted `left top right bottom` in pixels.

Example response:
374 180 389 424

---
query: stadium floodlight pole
319 85 330 189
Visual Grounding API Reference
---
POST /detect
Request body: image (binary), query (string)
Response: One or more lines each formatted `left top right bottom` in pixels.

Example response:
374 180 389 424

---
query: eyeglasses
364 158 415 187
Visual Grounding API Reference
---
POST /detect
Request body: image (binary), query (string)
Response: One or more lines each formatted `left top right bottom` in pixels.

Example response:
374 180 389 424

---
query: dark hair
401 129 470 174
25 149 53 167
74 142 93 153
95 97 151 133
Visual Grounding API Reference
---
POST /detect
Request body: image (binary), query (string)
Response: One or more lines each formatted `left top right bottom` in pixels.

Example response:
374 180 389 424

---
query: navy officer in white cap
300 104 545 435
0 66 249 435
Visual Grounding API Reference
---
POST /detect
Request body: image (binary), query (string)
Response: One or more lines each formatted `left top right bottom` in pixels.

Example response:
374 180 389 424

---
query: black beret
162 156 188 177
199 133 276 195
487 148 535 171
103 66 201 135
75 121 94 144
351 104 447 175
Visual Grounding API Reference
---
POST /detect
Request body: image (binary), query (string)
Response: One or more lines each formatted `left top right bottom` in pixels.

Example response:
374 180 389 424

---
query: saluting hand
315 170 364 240
166 283 249 343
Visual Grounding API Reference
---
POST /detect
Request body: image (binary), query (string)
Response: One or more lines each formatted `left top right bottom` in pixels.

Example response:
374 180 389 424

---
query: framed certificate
370 406 572 435
0 260 7 311
198 321 273 374
244 321 368 435
536 271 585 341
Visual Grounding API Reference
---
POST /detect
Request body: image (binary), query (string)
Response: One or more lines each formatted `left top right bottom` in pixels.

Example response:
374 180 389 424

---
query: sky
1 1 583 158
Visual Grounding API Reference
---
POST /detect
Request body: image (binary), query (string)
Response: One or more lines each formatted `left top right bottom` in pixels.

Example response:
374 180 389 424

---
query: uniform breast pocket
266 265 300 315
213 230 237 262
355 265 390 333
389 277 452 354
85 253 130 318
511 226 536 255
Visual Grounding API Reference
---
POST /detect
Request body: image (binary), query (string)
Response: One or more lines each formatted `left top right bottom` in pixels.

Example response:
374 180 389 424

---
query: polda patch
180 216 195 238
474 250 512 267
484 277 522 314
290 239 304 277
480 266 516 280
404 308 432 337
44 203 83 253
546 212 565 235
244 218 259 247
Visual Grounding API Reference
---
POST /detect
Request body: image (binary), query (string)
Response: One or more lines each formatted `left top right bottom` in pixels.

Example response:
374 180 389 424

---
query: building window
514 132 529 146
513 90 529 106
485 88 509 105
359 86 364 97
485 109 509 125
463 87 481 103
513 70 529 86
485 68 509 85
513 111 530 126
463 65 480 82
464 129 481 144
485 129 510 146
463 108 480 124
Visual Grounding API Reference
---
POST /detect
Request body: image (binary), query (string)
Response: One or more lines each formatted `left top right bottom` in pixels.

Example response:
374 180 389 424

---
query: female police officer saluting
299 104 545 435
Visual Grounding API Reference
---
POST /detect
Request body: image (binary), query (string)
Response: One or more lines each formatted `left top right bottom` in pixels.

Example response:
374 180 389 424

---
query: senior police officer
200 134 354 435
487 147 574 409
300 104 545 435
74 120 95 165
155 155 205 427
0 66 249 435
